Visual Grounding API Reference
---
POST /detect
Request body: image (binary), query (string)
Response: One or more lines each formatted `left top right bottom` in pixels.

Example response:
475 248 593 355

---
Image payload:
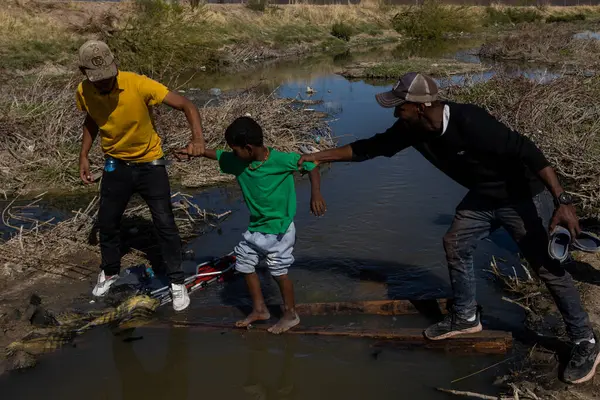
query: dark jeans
443 189 593 341
98 162 184 284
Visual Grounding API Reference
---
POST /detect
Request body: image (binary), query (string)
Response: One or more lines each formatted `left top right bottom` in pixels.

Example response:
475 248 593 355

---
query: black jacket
350 101 548 201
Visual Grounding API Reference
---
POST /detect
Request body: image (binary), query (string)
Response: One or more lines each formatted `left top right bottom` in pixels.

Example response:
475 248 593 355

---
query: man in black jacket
299 72 599 384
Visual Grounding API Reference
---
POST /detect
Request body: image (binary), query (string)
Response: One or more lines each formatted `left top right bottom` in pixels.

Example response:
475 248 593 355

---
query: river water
0 42 532 399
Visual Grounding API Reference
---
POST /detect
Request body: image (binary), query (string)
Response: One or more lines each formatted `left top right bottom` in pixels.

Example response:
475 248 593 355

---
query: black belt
108 157 169 166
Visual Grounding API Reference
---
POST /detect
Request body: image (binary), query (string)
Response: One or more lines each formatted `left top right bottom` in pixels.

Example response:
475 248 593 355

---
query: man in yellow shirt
76 40 205 311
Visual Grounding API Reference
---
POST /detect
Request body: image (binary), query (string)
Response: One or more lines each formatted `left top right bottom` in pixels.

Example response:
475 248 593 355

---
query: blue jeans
444 189 593 341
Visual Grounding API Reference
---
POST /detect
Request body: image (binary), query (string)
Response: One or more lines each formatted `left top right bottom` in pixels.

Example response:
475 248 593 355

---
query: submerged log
188 299 449 319
163 321 512 355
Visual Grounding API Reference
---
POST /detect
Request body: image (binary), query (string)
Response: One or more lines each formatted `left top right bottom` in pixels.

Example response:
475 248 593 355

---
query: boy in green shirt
196 116 326 333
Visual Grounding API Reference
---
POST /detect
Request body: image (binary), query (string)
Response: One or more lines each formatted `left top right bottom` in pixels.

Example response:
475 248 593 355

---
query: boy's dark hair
225 116 264 147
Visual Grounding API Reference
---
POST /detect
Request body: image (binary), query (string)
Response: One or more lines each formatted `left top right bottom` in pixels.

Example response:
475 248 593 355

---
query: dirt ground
0 249 98 375
500 251 600 400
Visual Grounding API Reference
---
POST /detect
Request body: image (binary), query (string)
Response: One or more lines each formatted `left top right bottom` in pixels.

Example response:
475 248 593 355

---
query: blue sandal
548 226 571 263
572 231 600 253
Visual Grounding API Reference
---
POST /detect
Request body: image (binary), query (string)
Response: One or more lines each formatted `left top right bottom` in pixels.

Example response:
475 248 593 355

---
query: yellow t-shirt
76 71 169 162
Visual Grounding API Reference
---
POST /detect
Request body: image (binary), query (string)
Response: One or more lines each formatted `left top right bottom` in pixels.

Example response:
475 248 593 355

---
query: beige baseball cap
375 72 438 108
78 40 118 82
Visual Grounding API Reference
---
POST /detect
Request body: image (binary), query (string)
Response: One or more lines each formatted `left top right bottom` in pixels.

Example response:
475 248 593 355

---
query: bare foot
235 309 271 328
268 311 300 334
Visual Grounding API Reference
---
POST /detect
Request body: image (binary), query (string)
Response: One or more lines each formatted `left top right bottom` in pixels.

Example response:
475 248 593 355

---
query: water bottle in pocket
104 157 117 172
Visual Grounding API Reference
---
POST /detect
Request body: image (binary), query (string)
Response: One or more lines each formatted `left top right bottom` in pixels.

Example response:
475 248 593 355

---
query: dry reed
479 24 600 68
0 193 230 282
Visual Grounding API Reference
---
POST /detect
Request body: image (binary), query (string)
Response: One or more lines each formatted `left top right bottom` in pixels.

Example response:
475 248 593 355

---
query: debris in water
574 31 600 40
371 349 382 360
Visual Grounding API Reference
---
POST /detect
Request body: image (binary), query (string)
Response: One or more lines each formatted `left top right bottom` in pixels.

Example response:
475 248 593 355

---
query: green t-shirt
216 148 316 234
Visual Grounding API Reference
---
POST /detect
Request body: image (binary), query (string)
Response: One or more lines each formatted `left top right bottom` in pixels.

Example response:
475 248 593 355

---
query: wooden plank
295 299 448 316
188 299 448 319
163 321 512 355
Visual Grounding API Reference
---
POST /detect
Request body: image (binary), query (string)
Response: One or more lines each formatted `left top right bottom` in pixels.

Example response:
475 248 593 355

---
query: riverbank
4 1 600 78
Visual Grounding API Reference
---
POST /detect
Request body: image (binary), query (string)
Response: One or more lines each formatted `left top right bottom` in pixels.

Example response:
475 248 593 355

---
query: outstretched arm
300 146 354 165
298 121 414 167
202 149 217 160
163 92 205 158
308 168 326 217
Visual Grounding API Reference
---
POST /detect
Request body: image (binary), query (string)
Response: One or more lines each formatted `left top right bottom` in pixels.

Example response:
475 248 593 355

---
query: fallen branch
502 296 536 314
451 356 515 384
436 388 506 400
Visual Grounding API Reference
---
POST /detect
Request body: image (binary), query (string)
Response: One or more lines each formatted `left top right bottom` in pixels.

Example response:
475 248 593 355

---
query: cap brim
85 63 117 83
375 91 406 108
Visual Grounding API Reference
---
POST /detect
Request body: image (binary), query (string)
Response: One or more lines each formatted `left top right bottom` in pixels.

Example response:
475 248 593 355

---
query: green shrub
105 0 218 78
331 22 354 41
246 0 268 12
135 0 183 16
546 13 586 23
484 7 544 26
189 0 202 9
392 0 477 41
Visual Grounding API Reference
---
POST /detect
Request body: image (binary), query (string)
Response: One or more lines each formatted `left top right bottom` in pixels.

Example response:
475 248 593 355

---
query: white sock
466 314 477 322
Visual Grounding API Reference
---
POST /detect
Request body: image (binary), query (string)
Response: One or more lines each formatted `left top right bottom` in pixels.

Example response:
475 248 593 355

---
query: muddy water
0 44 530 399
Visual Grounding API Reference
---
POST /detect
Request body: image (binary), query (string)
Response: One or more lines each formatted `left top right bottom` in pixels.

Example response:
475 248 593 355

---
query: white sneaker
92 270 118 297
171 283 190 311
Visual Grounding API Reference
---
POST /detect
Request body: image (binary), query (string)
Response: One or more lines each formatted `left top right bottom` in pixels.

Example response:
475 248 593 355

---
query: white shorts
234 223 295 277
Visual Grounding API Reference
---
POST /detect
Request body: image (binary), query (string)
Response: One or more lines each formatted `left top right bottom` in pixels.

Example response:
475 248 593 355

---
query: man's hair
225 117 264 147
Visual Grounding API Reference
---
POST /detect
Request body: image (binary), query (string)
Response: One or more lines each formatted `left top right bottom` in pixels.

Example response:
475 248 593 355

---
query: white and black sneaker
563 333 600 384
171 283 190 312
92 270 119 297
424 310 482 341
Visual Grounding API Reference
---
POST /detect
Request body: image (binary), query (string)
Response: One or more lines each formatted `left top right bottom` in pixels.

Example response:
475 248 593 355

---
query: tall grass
392 0 478 40
546 13 586 23
479 24 600 67
0 9 80 70
484 6 544 25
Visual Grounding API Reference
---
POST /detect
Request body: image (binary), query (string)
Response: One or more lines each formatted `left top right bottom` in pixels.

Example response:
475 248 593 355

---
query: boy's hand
174 148 192 161
185 139 205 157
310 192 327 217
174 141 204 161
